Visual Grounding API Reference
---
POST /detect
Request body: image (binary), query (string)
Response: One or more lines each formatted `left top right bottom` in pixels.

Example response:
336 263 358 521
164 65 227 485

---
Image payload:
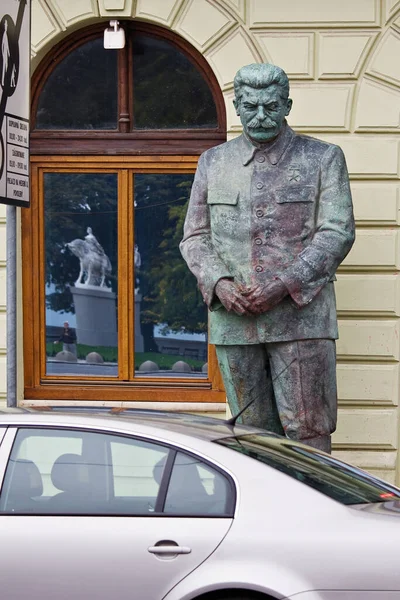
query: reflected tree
133 34 217 129
45 172 207 350
37 38 118 130
134 174 208 351
45 173 118 314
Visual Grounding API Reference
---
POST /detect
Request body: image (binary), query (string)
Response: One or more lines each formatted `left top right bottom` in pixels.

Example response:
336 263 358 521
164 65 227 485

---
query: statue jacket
180 123 355 345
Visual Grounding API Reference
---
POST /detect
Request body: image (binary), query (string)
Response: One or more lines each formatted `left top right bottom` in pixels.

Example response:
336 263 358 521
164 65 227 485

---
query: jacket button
255 209 263 218
256 182 264 189
255 265 263 272
256 155 265 163
255 238 262 245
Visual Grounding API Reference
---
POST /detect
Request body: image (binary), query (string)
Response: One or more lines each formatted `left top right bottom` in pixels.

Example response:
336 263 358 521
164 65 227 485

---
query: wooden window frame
24 23 227 403
23 155 225 403
30 22 226 157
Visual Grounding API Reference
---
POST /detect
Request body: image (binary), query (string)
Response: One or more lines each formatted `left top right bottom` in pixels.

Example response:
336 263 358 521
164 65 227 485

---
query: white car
0 407 399 600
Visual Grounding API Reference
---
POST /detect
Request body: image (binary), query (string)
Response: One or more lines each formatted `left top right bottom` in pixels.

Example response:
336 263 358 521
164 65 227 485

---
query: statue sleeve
279 144 355 308
180 153 232 308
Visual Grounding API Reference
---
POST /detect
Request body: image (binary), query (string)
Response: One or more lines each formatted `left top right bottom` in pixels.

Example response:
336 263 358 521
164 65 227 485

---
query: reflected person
54 321 77 357
180 63 355 453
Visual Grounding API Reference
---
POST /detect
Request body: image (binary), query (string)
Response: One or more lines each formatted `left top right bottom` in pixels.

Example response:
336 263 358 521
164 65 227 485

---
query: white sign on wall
0 0 30 208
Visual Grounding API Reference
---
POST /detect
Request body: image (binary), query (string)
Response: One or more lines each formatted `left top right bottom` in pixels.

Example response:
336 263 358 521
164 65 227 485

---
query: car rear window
216 434 400 505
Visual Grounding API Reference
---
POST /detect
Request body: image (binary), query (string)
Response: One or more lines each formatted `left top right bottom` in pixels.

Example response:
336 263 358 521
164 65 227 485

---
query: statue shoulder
293 131 341 154
199 135 244 167
291 132 348 172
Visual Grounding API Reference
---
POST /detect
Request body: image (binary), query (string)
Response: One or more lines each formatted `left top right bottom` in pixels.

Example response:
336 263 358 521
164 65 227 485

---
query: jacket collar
240 121 295 166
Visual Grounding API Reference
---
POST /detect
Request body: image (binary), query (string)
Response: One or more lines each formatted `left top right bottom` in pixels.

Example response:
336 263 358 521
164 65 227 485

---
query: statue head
233 63 292 143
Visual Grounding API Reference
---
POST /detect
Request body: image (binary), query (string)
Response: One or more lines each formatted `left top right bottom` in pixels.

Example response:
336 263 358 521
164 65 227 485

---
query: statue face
234 84 292 143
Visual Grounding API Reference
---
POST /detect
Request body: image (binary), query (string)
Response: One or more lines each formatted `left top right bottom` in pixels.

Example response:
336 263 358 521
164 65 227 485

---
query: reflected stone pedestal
71 284 117 347
135 291 144 353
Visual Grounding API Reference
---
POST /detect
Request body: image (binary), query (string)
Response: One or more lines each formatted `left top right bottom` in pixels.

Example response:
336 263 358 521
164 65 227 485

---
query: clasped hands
215 277 287 316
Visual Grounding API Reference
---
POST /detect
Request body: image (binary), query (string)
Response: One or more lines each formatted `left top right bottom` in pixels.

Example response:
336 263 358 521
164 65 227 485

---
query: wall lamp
104 20 125 49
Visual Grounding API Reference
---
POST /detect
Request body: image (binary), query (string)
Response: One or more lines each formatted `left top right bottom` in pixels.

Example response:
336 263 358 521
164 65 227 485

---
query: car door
0 426 234 600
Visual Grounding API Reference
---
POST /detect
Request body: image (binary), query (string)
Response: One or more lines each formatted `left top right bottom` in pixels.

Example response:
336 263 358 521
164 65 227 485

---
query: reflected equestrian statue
67 227 112 287
180 63 355 453
85 227 105 256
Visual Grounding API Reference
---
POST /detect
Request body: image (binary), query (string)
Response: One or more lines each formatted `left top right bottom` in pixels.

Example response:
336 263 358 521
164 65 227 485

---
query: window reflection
134 174 208 377
44 173 118 376
35 38 118 130
34 31 219 133
133 35 218 129
0 428 170 515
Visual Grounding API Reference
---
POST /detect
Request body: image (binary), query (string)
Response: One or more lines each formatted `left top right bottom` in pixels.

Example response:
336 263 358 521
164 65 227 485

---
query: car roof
0 407 266 443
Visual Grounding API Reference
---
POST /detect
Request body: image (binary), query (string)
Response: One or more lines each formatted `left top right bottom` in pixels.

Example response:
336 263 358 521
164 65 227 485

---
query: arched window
23 23 226 403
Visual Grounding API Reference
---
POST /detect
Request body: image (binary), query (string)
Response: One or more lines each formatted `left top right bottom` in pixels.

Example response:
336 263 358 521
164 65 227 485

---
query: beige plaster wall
2 0 399 479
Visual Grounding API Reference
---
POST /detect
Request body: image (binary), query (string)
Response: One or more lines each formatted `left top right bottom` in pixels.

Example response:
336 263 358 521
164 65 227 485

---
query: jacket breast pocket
275 185 315 204
207 190 240 235
273 185 315 239
207 190 239 205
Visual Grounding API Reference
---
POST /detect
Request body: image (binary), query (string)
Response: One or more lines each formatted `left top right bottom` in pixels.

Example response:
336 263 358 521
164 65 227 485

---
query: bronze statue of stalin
180 63 355 453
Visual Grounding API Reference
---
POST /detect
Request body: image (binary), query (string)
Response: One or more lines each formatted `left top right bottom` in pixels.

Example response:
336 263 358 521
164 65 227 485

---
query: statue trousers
216 339 337 453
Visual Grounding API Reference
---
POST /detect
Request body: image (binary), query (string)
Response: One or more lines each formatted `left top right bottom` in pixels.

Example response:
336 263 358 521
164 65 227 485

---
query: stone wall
1 0 399 479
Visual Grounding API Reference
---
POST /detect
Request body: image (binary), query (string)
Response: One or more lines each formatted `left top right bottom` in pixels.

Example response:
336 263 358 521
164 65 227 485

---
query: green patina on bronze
180 63 355 453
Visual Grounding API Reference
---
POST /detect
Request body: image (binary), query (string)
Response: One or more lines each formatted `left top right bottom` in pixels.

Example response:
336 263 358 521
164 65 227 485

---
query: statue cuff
279 261 327 308
201 272 232 308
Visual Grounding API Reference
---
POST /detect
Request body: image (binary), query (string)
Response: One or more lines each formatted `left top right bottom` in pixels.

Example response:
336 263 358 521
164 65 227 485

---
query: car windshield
216 434 400 505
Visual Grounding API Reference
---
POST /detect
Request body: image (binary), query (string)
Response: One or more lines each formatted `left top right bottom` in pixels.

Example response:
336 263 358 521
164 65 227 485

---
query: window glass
134 173 208 377
216 435 400 506
110 437 168 511
0 429 170 515
35 38 118 130
35 32 218 132
132 34 218 129
164 452 230 515
0 429 83 513
44 173 118 376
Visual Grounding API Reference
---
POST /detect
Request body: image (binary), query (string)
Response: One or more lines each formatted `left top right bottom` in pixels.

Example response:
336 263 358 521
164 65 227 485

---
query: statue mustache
247 116 276 129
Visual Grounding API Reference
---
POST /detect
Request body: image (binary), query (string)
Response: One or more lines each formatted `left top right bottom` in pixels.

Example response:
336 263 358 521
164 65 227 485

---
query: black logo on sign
0 15 19 97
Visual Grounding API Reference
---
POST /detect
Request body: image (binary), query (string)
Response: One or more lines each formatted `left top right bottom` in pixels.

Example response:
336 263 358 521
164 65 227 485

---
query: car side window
0 428 169 515
109 437 168 513
163 451 232 516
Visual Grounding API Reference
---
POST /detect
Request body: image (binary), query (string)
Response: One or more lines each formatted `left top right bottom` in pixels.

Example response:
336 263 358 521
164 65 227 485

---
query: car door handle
148 545 192 555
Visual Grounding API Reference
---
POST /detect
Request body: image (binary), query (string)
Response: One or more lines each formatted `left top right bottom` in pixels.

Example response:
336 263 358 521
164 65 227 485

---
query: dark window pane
133 35 218 129
35 38 118 130
134 174 208 377
164 452 231 515
44 173 118 376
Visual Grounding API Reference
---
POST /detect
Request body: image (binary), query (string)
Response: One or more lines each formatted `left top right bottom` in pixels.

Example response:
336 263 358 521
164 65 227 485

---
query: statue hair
234 63 290 102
